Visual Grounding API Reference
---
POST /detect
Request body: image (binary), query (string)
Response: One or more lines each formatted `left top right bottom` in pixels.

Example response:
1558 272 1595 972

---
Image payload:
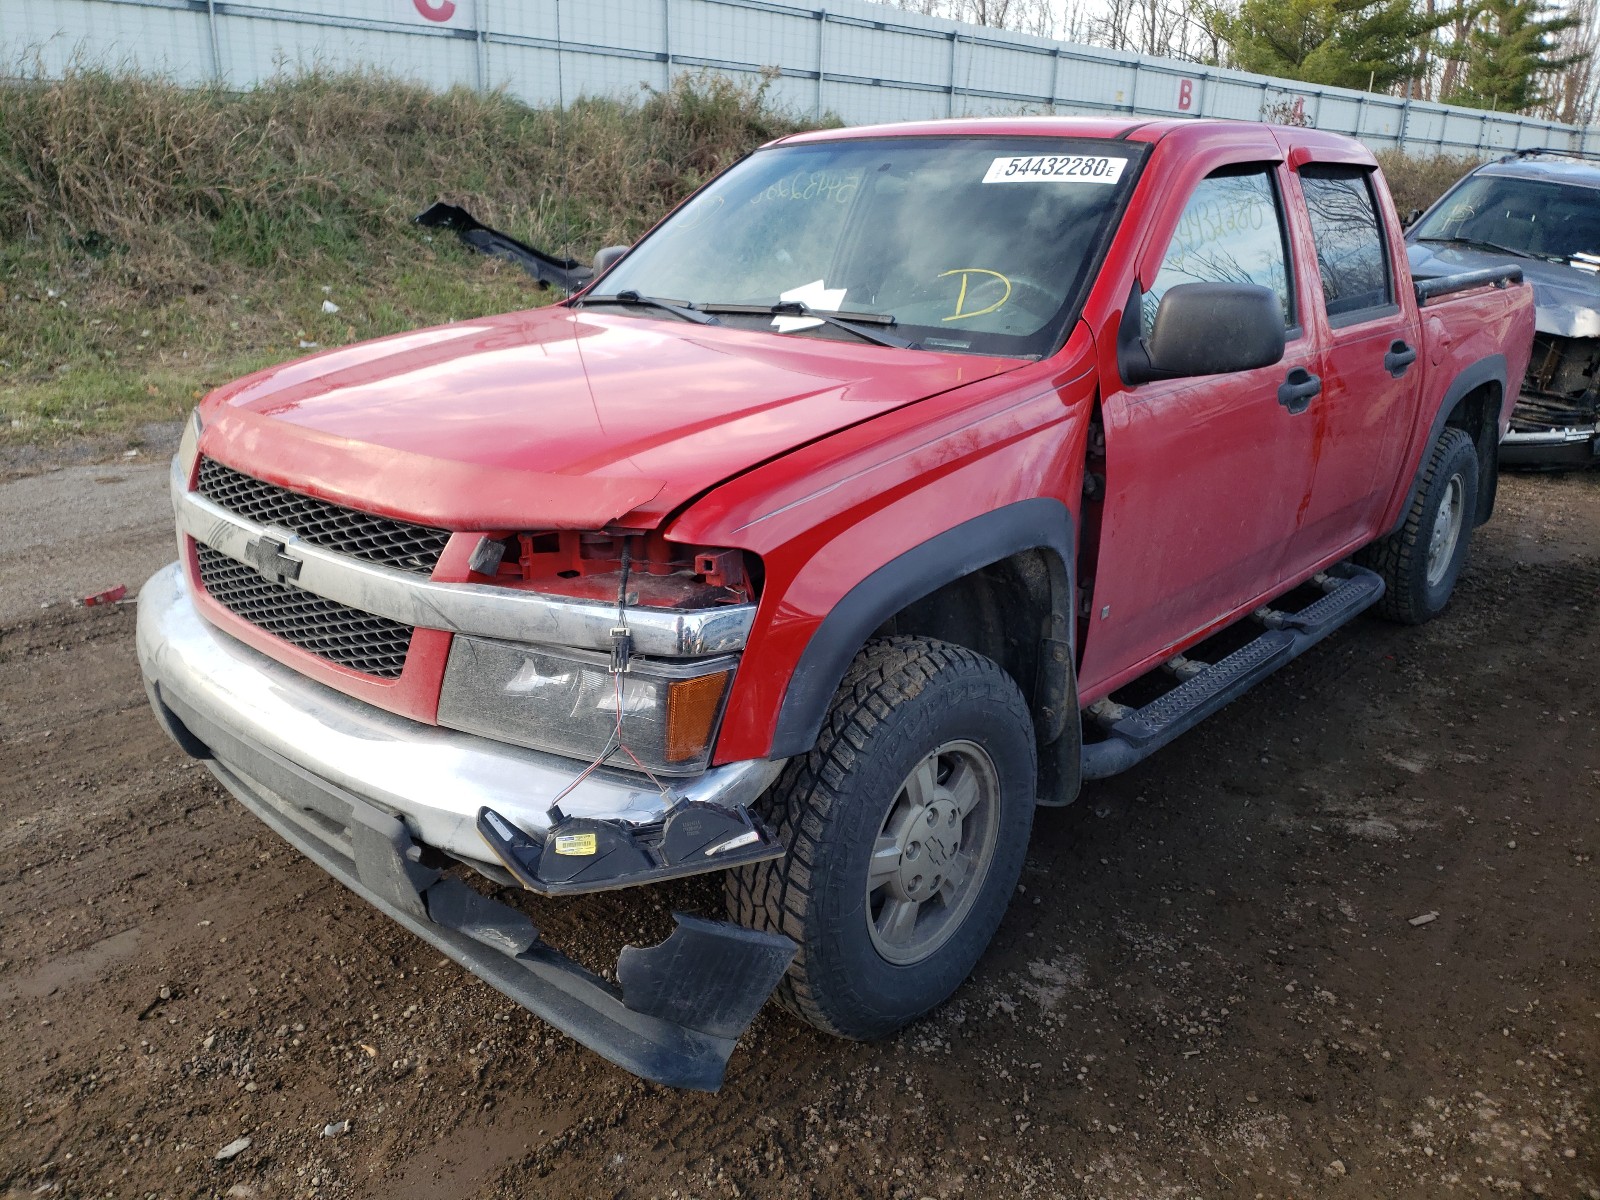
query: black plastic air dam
152 684 796 1091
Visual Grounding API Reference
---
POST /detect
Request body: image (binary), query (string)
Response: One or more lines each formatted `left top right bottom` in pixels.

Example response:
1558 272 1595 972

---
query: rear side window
1300 166 1393 319
1143 168 1293 336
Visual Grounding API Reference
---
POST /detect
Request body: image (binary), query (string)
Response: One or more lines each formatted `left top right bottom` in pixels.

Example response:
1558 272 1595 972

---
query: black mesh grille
197 544 414 678
197 458 452 575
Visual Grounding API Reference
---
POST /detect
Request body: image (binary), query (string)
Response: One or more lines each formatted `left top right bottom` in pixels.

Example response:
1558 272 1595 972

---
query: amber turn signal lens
664 670 732 763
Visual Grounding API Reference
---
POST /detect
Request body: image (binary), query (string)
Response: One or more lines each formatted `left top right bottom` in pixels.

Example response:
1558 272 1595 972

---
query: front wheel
1358 425 1479 625
726 636 1036 1040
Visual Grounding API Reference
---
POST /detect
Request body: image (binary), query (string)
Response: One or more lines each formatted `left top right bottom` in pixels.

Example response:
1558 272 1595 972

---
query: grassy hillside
0 69 1484 449
0 68 813 445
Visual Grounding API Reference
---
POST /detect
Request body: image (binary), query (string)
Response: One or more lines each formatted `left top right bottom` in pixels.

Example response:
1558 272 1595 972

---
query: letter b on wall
1177 79 1194 111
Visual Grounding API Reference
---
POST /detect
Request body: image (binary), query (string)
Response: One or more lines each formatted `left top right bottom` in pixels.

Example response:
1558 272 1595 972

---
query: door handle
1277 367 1322 415
1384 339 1418 378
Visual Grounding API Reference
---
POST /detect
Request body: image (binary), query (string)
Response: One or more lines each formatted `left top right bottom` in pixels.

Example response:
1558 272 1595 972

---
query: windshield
593 136 1143 357
1413 172 1600 264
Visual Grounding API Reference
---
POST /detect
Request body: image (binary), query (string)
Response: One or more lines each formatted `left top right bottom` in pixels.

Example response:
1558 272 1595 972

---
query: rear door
1287 161 1424 565
1079 162 1322 696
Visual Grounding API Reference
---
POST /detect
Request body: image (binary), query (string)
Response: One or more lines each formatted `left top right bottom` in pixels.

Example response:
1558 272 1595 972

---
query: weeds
0 67 815 444
0 67 1488 448
1375 149 1485 216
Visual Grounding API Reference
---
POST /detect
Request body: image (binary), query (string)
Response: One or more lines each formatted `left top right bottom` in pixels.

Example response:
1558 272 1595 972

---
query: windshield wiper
698 301 919 349
572 290 719 325
1416 235 1539 261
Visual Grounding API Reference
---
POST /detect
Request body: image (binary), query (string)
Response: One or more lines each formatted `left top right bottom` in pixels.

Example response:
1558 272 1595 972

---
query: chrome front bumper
135 562 783 872
137 561 797 1090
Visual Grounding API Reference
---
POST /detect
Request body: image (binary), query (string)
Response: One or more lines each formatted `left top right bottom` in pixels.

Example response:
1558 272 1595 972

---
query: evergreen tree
1222 0 1453 90
1445 0 1586 112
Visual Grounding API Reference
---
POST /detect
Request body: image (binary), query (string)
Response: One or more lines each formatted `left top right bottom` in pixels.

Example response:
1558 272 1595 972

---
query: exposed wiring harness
545 534 670 811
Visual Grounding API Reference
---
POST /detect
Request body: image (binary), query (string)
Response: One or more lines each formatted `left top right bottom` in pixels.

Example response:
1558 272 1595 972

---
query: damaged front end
137 556 797 1091
1504 330 1600 467
220 758 796 1092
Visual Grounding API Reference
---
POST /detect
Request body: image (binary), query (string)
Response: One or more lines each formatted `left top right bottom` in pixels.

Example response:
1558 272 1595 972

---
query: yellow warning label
553 832 598 856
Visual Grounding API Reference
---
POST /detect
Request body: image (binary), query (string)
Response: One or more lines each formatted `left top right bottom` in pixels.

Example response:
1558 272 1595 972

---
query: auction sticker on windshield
983 155 1126 184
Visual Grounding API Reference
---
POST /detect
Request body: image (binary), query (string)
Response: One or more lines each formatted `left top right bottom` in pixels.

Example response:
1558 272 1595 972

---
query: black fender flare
768 497 1076 760
1389 353 1507 535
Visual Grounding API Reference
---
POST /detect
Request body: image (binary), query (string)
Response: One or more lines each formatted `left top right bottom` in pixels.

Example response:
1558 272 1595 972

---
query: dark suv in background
1406 149 1600 468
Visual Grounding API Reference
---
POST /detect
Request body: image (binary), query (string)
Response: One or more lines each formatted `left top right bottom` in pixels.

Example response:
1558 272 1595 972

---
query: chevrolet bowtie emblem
244 534 302 585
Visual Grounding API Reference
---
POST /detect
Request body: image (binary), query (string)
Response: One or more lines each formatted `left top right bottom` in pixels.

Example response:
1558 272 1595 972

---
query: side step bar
1081 564 1385 780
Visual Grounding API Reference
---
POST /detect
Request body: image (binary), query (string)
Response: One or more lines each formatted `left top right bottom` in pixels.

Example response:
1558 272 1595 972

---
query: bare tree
883 0 1104 45
1535 0 1598 122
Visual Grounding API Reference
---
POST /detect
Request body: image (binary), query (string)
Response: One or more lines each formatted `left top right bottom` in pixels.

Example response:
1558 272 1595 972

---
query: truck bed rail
1414 265 1524 305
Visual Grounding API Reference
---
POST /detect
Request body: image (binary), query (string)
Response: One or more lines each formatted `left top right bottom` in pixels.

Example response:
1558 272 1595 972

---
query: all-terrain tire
1357 425 1479 624
725 636 1036 1040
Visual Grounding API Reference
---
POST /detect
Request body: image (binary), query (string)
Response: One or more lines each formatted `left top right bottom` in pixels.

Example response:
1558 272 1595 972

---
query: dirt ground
1 457 1596 1200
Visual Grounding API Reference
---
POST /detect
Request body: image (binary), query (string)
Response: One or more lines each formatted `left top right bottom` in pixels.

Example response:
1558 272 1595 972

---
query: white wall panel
2 0 1591 154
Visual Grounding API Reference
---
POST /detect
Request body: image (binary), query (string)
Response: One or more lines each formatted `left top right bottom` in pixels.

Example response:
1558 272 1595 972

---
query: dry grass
0 68 1491 449
0 68 815 445
1376 148 1486 217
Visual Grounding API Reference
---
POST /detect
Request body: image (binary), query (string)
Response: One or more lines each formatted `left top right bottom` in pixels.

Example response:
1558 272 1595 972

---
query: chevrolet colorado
138 118 1536 1090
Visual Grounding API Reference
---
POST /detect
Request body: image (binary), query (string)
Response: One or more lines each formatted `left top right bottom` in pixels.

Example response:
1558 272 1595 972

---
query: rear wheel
1358 425 1479 624
726 636 1035 1039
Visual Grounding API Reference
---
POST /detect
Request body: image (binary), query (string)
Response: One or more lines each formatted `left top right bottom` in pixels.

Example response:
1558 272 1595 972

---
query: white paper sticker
983 155 1126 184
773 278 846 332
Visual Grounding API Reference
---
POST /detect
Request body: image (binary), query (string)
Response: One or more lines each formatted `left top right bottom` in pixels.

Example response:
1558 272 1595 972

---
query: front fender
768 497 1076 758
669 350 1097 764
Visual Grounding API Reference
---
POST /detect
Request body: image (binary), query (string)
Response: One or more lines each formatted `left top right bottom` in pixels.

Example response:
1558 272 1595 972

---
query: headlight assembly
437 637 737 776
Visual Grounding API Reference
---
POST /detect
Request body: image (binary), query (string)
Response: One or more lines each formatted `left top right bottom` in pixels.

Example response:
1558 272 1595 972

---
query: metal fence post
553 0 565 108
206 0 222 82
475 0 488 93
816 9 825 120
947 31 957 117
1050 47 1061 114
664 0 673 90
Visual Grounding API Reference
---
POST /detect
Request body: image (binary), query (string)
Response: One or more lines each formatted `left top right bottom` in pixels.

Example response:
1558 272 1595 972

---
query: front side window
1143 168 1292 335
595 136 1142 358
1301 166 1392 319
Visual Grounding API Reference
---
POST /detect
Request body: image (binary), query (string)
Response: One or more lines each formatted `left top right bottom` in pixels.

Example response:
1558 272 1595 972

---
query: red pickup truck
138 118 1534 1090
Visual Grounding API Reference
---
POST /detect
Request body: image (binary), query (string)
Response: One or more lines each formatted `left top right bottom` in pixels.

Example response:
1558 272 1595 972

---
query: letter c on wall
413 0 457 21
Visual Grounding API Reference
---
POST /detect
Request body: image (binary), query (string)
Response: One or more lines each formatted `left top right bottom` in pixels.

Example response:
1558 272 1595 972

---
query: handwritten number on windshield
750 170 862 207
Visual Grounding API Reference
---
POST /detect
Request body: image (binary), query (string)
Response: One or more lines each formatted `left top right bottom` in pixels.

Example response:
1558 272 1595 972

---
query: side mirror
1404 208 1423 228
593 245 629 274
1129 282 1286 383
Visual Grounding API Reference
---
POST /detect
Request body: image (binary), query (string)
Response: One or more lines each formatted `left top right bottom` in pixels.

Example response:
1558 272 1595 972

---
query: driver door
1078 165 1321 697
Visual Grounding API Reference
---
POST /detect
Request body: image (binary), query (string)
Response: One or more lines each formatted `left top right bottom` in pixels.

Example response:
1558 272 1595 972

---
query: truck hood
1406 242 1600 339
199 307 1022 531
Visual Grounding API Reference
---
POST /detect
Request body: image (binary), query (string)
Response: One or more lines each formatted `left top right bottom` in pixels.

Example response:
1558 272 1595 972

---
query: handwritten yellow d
938 268 1012 322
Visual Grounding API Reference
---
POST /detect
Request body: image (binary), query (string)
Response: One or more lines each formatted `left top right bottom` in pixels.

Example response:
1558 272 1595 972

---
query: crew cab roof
766 116 1378 166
